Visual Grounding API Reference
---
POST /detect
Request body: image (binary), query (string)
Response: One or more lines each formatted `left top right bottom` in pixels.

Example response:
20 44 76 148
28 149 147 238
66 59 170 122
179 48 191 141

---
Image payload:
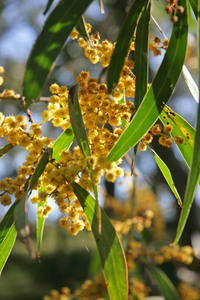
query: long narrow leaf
173 0 200 244
149 266 178 300
0 202 17 275
76 16 90 41
52 126 74 162
23 0 93 108
68 85 91 157
135 1 151 109
107 0 188 162
37 201 45 262
189 0 197 17
160 105 194 169
72 182 128 300
0 143 14 159
106 0 148 94
182 65 198 103
68 85 102 231
43 0 54 15
150 148 182 207
0 202 17 243
0 224 16 275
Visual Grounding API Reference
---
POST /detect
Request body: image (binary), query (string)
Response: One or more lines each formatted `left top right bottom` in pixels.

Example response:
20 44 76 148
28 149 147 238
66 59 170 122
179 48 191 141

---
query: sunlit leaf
52 126 74 162
150 148 182 207
160 105 195 169
135 1 150 109
68 85 91 157
106 0 148 93
107 0 188 162
23 0 93 108
0 143 14 159
0 224 16 275
182 65 198 103
72 182 128 300
37 200 45 262
173 1 200 244
149 266 178 300
0 202 17 275
99 0 105 14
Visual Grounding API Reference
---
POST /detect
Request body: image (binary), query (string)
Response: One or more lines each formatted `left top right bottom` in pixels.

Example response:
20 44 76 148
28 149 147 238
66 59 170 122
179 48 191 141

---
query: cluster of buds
165 0 184 23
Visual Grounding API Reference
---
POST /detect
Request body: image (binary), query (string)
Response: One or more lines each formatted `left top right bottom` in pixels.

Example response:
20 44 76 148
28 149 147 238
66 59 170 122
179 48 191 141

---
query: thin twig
151 15 168 40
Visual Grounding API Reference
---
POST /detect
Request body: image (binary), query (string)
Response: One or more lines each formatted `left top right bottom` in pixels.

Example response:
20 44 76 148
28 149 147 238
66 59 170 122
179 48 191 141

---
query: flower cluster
149 36 169 56
139 123 184 151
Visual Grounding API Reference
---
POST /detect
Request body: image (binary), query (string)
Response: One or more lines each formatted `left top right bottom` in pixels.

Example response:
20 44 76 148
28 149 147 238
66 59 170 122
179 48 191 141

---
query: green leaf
0 202 17 244
68 85 91 158
76 16 90 41
0 202 17 275
149 266 178 300
72 182 128 300
29 147 53 190
43 0 54 15
106 0 148 94
52 126 74 162
189 0 197 17
172 0 200 244
0 143 14 159
37 201 45 261
149 148 182 207
160 105 195 169
134 1 150 109
0 224 16 275
107 0 188 162
23 0 93 109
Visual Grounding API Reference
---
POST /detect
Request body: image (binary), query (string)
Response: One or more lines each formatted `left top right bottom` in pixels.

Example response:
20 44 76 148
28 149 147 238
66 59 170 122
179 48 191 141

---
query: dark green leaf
68 85 91 158
23 0 93 108
106 0 148 94
150 148 182 207
0 202 17 244
76 16 90 41
29 147 53 190
134 1 150 109
189 0 197 18
43 0 54 15
0 143 14 159
107 0 188 162
149 266 178 300
172 2 200 244
72 182 128 300
52 126 74 162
